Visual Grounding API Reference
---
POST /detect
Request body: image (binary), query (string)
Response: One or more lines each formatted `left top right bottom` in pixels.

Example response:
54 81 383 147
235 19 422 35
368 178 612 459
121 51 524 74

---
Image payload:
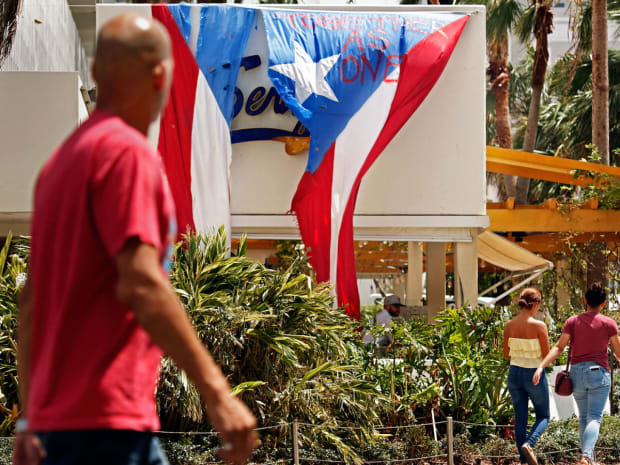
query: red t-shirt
562 312 619 371
29 110 176 432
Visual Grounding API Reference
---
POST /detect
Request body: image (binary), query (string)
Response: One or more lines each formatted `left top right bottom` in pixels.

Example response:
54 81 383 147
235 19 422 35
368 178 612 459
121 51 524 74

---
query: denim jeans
570 361 611 460
36 430 169 465
507 365 550 464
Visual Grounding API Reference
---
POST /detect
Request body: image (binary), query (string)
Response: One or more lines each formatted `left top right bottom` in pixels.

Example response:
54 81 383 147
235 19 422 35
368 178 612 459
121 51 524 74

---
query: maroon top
562 312 619 371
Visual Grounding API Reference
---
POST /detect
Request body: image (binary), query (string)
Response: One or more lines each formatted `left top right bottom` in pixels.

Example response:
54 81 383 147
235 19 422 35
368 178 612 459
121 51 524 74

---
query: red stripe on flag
291 145 335 283
152 5 197 236
336 16 470 319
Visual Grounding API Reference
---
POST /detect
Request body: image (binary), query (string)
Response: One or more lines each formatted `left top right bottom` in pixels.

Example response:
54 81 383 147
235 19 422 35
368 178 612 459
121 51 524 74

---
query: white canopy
478 230 550 272
477 231 553 306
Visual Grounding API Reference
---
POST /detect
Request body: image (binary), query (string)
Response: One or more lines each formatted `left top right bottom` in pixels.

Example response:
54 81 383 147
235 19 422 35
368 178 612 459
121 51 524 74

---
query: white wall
0 72 81 220
1 0 92 88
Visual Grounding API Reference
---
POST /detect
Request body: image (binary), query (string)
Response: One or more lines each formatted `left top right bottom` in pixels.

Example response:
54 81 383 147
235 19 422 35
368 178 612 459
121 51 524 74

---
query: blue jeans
507 365 550 464
36 430 169 465
570 361 611 460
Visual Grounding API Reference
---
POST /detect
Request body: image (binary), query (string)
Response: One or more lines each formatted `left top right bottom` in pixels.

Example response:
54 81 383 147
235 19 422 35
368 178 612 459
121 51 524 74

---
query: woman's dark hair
518 288 541 309
585 282 606 307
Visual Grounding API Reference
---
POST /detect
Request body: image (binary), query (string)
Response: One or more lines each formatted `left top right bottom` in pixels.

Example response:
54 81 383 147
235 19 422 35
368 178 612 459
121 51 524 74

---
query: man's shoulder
70 111 149 152
376 309 392 324
95 117 153 155
86 122 158 176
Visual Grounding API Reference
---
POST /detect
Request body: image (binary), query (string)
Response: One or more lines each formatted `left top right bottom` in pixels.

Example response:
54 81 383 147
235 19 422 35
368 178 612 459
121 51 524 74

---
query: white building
511 1 620 66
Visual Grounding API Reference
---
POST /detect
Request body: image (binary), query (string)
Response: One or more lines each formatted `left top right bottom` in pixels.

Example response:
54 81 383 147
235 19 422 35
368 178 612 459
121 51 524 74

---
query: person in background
503 288 550 465
362 294 405 347
533 282 620 465
13 14 256 465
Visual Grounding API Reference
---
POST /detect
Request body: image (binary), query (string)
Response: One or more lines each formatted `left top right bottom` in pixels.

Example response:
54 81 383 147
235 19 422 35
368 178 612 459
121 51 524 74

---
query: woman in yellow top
503 288 550 465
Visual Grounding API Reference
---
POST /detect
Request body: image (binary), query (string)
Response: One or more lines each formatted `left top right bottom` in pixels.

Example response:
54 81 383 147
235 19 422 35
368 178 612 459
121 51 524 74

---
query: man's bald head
93 14 173 127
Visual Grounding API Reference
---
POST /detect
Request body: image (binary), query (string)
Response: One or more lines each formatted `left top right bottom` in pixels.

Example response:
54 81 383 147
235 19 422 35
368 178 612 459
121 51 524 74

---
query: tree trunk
488 37 516 199
517 1 554 205
588 0 609 286
587 241 608 288
592 0 609 165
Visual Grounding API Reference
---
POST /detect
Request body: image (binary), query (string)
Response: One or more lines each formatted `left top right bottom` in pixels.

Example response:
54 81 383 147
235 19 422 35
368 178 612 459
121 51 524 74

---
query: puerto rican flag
263 10 469 319
146 5 467 320
152 4 255 240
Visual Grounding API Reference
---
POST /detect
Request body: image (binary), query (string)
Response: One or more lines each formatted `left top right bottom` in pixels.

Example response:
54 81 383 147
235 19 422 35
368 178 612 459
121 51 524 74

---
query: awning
478 231 553 306
478 230 550 272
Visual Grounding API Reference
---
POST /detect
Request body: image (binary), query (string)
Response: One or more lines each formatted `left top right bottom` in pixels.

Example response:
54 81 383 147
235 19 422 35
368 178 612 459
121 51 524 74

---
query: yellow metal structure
486 146 620 185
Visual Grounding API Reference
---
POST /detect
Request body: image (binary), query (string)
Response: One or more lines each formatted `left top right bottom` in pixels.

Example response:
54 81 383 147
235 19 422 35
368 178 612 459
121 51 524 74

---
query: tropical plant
159 228 387 463
360 305 514 434
460 0 523 199
0 233 29 435
514 51 620 203
514 0 554 204
431 306 513 428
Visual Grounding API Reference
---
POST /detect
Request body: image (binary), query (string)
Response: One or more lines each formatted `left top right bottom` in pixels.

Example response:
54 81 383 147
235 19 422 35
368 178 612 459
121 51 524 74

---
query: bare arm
503 329 510 359
116 240 256 464
538 323 551 359
533 332 570 385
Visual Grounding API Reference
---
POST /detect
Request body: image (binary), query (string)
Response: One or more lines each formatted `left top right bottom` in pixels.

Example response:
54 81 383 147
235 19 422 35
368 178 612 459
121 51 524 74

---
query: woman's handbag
554 345 572 396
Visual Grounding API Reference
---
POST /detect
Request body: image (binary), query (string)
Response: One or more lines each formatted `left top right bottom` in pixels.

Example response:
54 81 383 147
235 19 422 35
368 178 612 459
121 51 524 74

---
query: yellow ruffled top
508 337 542 368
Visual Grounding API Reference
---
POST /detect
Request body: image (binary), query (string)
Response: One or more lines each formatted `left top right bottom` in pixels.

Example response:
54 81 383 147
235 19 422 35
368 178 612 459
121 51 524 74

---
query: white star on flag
270 41 340 104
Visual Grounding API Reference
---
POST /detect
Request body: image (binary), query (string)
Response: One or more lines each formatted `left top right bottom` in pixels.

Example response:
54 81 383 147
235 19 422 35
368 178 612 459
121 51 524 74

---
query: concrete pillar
454 234 479 308
393 275 406 303
406 241 423 306
426 242 446 323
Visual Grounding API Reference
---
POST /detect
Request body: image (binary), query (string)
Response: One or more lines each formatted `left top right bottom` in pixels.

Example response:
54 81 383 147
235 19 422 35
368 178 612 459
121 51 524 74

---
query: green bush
360 305 514 433
2 231 619 465
0 233 29 436
159 230 386 463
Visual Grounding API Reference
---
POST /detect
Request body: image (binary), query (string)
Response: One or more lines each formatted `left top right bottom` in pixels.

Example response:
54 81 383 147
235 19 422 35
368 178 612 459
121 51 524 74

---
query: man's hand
207 391 258 465
12 433 45 465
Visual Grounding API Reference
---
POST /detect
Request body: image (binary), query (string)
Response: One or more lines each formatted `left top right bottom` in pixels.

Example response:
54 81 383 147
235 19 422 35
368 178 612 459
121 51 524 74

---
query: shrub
159 230 387 463
0 233 29 436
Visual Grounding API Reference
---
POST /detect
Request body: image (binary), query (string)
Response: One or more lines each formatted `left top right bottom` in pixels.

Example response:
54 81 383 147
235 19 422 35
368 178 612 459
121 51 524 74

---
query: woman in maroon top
533 283 620 465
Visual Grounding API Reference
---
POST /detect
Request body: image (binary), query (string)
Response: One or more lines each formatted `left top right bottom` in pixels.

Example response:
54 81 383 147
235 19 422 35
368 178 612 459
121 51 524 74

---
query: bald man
13 14 257 465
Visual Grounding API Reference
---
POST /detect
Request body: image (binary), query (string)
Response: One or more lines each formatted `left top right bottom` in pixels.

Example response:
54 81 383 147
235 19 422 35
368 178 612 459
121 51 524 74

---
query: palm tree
461 0 523 199
566 0 616 284
592 0 610 166
514 0 554 204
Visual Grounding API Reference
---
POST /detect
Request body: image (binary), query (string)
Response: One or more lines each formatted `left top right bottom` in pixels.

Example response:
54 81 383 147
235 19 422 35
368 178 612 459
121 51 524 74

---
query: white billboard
102 5 488 240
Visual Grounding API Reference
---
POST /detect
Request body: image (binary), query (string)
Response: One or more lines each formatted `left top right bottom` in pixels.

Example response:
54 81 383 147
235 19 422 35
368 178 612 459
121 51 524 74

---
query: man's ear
152 62 166 90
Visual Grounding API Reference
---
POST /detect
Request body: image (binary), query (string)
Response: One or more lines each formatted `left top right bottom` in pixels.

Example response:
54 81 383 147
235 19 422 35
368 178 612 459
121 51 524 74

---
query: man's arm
115 239 256 465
